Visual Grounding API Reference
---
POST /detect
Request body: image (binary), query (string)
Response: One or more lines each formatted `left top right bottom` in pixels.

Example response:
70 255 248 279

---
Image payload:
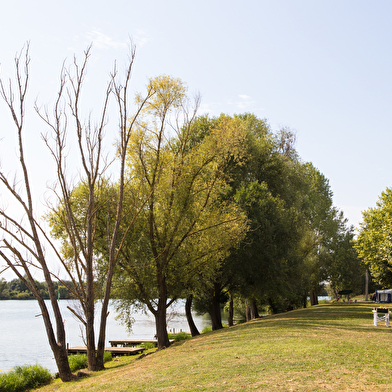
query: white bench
372 309 390 327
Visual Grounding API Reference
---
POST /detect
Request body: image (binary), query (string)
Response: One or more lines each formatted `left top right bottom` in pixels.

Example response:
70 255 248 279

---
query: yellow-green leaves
135 75 187 118
118 76 249 311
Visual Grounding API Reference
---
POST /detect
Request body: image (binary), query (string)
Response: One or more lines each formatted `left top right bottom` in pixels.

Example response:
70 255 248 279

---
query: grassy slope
37 303 392 391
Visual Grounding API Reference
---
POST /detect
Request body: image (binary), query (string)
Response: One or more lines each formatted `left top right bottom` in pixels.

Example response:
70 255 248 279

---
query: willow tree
113 76 248 348
0 43 153 376
189 114 307 322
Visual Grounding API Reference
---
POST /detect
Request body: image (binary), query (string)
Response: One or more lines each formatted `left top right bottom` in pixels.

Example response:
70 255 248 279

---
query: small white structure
375 289 392 303
372 309 390 327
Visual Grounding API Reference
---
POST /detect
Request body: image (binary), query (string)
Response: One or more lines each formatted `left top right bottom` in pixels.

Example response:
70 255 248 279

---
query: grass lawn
36 302 392 391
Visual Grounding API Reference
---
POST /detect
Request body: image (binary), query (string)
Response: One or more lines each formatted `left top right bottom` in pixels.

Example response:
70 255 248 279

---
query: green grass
36 302 392 391
0 364 52 392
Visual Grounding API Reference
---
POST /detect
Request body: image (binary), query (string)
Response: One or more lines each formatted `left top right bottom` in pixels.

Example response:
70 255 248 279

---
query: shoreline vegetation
29 299 392 392
0 278 76 300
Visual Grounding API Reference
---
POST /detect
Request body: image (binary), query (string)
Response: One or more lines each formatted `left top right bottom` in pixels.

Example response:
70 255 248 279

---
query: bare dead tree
0 43 74 381
277 126 297 158
0 42 154 375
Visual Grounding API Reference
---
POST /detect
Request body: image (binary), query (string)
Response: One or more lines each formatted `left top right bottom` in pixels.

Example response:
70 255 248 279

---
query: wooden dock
67 346 145 356
109 339 175 347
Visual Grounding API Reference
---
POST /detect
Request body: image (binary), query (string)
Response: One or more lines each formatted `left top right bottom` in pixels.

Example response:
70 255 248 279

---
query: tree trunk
96 299 111 370
208 284 223 330
268 298 278 314
96 259 116 370
365 269 369 301
185 295 200 336
309 289 318 306
37 297 74 381
85 260 98 371
228 292 234 327
155 295 171 349
86 303 97 371
251 299 259 319
245 301 251 321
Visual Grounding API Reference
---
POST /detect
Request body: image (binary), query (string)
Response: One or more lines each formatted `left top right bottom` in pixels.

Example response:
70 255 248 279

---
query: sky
1 0 392 236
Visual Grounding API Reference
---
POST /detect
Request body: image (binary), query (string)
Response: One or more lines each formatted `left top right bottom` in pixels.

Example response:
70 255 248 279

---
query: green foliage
103 352 112 364
327 225 364 296
168 332 191 342
138 342 156 350
0 364 52 392
68 352 112 373
14 291 32 300
200 324 228 334
190 113 360 320
0 278 76 300
356 187 392 286
112 83 249 344
68 354 88 372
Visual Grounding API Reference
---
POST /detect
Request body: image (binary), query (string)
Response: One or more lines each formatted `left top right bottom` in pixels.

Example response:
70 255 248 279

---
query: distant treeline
0 278 76 300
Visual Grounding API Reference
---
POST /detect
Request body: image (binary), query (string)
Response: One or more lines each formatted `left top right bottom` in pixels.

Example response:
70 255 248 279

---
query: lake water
0 300 214 373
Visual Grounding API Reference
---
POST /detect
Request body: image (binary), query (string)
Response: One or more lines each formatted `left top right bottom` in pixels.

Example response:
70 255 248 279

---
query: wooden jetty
67 346 145 356
109 339 175 347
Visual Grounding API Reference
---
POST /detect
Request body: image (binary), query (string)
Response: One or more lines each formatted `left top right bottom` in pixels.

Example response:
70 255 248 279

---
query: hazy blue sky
1 0 391 231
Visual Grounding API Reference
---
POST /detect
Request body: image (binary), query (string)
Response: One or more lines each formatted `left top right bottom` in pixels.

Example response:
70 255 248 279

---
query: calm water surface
0 300 213 373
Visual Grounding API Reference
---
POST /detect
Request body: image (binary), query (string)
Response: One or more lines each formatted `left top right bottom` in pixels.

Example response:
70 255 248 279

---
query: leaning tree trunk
96 262 116 370
185 295 200 336
36 294 74 381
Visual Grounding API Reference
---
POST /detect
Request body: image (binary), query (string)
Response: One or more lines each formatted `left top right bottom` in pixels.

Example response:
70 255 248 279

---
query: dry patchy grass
37 302 392 391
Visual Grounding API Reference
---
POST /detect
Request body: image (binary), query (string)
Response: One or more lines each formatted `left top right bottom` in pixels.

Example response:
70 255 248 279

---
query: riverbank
36 302 392 391
0 299 214 372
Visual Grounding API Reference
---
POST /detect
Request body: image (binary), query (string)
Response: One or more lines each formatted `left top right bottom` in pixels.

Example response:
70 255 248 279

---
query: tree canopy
189 113 361 324
356 187 392 287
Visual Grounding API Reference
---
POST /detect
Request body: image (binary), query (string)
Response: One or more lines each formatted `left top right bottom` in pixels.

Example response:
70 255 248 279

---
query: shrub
103 351 112 363
138 342 156 350
68 351 112 372
0 364 52 392
168 332 191 342
201 326 212 334
68 354 88 372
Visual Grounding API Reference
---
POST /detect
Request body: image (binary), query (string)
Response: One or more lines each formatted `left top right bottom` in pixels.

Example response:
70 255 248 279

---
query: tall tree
191 114 308 321
0 44 74 381
355 187 392 287
328 223 364 297
112 78 248 348
0 43 151 375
